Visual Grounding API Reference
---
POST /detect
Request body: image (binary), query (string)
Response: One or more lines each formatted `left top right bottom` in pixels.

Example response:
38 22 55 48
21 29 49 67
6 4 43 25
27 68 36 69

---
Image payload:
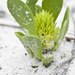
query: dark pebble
0 67 2 70
42 34 44 36
34 69 38 73
66 37 71 42
31 65 38 68
25 53 27 56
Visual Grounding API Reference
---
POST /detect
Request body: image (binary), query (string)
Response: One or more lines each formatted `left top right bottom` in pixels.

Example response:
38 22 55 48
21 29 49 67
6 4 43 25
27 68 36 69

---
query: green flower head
35 11 60 49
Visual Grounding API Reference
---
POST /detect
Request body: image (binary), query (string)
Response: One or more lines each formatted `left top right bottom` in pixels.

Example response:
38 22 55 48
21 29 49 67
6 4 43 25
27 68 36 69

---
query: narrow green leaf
51 42 59 51
16 32 43 60
7 0 36 35
42 0 63 21
16 32 35 57
16 32 54 66
58 7 69 41
52 7 70 50
26 0 38 15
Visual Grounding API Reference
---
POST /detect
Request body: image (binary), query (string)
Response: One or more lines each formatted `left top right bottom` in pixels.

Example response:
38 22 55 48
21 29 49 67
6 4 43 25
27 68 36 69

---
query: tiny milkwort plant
7 0 70 67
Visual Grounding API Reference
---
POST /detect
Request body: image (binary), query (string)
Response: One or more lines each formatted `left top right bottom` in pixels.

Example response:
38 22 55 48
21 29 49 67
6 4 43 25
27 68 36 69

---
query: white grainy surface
66 59 75 75
0 26 74 75
0 26 31 75
0 0 75 75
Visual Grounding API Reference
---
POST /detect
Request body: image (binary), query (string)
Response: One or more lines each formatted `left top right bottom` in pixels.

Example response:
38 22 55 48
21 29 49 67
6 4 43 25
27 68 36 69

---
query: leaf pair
16 32 53 67
7 0 63 35
15 32 43 60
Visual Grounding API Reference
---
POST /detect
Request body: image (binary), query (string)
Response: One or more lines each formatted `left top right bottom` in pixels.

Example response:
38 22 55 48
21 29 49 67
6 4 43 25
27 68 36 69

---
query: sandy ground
0 0 75 75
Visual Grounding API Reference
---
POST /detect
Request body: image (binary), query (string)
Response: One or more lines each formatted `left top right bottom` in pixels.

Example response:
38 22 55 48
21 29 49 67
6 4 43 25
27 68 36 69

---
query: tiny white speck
25 11 30 15
29 18 32 21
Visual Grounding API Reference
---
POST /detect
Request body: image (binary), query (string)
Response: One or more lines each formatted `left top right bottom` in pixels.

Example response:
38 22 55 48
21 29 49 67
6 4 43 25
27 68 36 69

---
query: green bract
7 0 70 67
35 11 60 49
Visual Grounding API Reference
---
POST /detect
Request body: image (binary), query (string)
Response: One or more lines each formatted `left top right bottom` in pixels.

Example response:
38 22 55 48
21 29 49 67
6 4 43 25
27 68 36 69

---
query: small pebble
0 67 2 70
31 65 38 68
34 69 38 73
66 37 71 42
25 53 27 56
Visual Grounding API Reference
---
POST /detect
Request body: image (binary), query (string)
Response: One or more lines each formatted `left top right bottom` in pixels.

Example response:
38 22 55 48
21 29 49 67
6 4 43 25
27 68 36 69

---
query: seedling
7 0 69 67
